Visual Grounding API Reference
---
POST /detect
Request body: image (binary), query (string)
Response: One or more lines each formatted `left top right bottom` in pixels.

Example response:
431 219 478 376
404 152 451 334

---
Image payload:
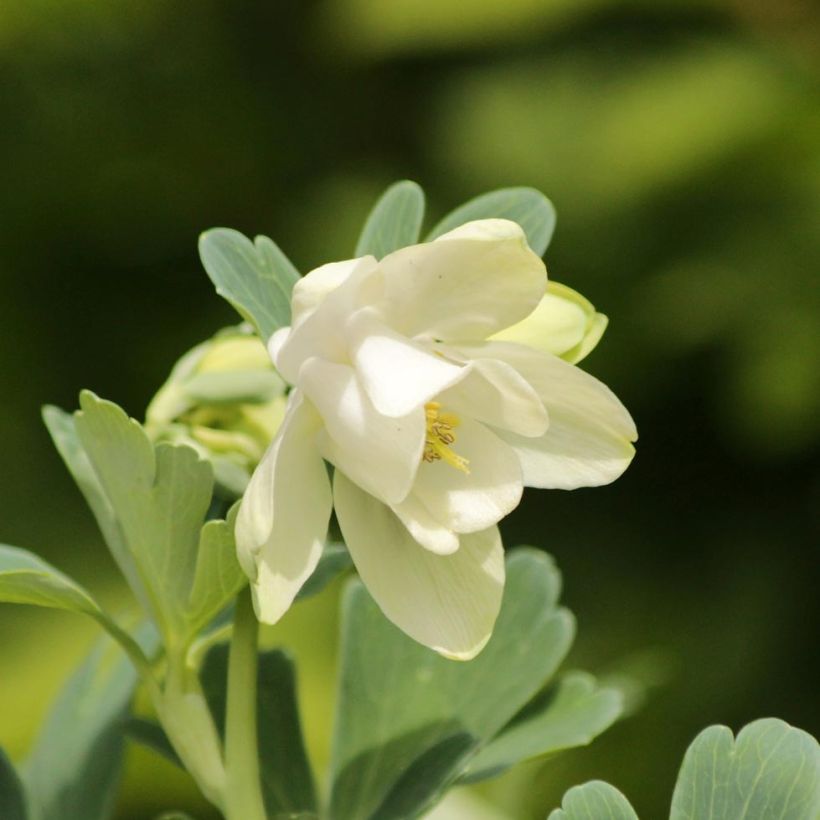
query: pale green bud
146 327 286 498
491 280 608 364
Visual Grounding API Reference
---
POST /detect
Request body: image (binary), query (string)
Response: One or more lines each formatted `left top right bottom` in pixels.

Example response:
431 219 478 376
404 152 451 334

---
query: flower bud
146 327 286 498
492 280 608 363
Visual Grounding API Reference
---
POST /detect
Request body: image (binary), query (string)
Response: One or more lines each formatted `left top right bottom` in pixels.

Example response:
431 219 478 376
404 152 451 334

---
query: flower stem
224 587 267 820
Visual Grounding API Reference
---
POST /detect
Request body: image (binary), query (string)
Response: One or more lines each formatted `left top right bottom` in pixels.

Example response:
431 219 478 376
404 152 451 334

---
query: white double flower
236 219 636 659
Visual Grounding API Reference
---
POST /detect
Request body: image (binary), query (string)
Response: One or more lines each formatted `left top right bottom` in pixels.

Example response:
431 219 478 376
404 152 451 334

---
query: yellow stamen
423 402 470 474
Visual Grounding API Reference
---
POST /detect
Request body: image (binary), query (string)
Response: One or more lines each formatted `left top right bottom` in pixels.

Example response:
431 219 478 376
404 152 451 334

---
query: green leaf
296 541 352 601
463 671 623 783
355 180 425 259
73 391 222 645
199 229 300 340
199 644 318 817
328 548 576 820
426 187 556 256
547 781 638 820
23 627 158 820
0 544 150 673
0 748 28 820
670 718 820 820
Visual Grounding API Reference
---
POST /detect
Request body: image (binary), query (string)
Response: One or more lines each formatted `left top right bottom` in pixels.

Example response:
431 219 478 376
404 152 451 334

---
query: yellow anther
423 402 470 474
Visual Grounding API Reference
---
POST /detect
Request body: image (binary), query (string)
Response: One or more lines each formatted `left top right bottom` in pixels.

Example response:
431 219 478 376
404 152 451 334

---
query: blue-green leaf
328 549 576 820
426 187 556 256
199 229 300 340
462 671 623 783
0 748 28 820
670 718 820 820
547 781 638 820
23 627 158 820
355 180 425 258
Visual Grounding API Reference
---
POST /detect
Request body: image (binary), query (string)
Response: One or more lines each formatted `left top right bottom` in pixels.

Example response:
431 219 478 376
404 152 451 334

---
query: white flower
236 219 636 659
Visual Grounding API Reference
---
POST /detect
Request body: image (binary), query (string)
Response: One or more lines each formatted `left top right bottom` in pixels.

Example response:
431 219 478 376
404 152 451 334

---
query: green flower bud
146 327 286 499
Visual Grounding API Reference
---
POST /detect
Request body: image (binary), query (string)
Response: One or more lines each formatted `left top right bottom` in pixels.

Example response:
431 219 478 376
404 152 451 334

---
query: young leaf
426 187 556 257
74 391 217 645
670 718 820 820
548 781 638 820
355 180 426 259
199 229 300 341
462 671 623 783
199 644 318 817
0 748 28 820
328 549 576 820
23 627 158 820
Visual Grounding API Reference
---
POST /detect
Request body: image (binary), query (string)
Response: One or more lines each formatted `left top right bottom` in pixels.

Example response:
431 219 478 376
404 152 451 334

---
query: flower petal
299 357 424 504
347 307 468 417
459 341 636 489
391 493 460 555
235 391 333 624
413 416 523 533
290 258 367 326
378 219 546 342
437 356 548 438
334 470 504 659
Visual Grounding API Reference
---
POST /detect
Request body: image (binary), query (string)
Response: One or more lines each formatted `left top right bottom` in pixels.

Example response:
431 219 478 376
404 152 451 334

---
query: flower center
423 402 470 474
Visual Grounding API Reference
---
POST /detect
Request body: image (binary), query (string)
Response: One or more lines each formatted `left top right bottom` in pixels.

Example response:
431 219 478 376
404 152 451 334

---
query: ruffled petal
437 356 548 438
299 357 424 504
412 416 523 533
234 391 333 623
391 493 460 555
347 306 468 417
458 341 636 489
378 219 546 342
334 470 504 660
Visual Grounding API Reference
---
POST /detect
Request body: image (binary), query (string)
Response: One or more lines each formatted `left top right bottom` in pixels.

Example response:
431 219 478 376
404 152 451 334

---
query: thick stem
224 587 267 820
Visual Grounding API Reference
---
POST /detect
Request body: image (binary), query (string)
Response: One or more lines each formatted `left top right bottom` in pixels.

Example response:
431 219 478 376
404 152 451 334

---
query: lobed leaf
547 781 638 820
355 180 426 259
426 187 556 257
199 229 300 340
328 548 577 820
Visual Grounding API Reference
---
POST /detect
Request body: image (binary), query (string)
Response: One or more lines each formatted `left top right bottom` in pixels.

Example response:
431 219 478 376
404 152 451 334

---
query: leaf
199 229 300 340
547 781 638 820
670 718 820 820
355 180 425 259
199 644 318 817
0 544 150 672
426 187 556 257
462 671 623 783
73 391 220 645
296 541 352 601
23 626 158 820
0 748 28 820
328 548 576 820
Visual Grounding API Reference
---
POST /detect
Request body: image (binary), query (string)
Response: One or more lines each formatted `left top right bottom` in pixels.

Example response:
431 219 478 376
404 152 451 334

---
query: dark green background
1 1 818 817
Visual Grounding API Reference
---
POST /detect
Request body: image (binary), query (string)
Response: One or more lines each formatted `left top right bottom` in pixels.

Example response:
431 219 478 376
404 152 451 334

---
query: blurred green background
1 0 818 817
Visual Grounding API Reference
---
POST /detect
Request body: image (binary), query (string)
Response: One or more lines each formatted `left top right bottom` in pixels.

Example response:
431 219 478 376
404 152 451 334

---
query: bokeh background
1 1 818 817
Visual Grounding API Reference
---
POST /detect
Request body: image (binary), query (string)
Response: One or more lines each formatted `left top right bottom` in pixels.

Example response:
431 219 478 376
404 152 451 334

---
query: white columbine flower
236 219 636 659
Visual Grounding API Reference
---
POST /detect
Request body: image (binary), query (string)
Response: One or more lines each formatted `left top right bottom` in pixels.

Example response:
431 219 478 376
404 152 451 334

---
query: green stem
224 587 267 820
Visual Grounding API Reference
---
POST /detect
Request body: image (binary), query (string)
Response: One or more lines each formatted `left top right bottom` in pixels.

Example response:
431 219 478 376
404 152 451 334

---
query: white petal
378 219 546 342
290 258 367 326
235 391 332 623
299 357 424 504
413 416 523 533
437 356 548 438
459 341 636 489
274 255 380 383
391 493 459 555
334 470 504 659
347 307 468 417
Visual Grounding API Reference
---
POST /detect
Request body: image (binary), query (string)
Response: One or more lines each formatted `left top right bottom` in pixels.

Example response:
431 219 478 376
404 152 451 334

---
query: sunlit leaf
328 548 576 820
426 187 556 256
199 229 300 340
355 180 425 258
547 781 638 820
